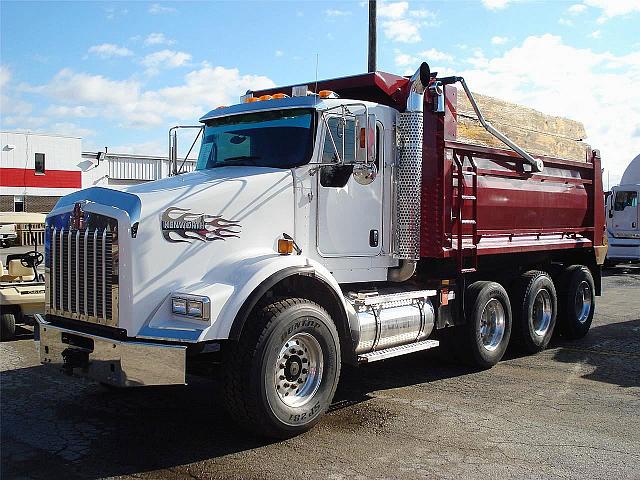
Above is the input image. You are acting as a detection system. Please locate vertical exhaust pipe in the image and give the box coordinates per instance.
[390,62,431,281]
[406,62,431,113]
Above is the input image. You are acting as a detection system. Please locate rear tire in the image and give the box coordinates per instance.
[558,265,595,339]
[1,311,17,341]
[462,281,512,368]
[223,298,341,438]
[510,271,557,353]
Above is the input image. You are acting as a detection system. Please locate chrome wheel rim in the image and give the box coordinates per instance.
[274,332,323,408]
[574,281,592,324]
[532,289,553,336]
[480,298,506,352]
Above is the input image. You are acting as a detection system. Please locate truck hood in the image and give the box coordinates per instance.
[51,167,295,338]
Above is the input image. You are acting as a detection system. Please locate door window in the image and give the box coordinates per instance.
[613,191,638,211]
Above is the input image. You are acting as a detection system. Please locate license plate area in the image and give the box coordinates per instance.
[61,332,94,351]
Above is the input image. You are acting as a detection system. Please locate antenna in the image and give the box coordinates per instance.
[314,53,319,99]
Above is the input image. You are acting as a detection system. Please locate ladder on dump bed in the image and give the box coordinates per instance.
[452,153,479,274]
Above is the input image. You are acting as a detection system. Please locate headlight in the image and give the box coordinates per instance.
[171,294,210,320]
[172,298,187,315]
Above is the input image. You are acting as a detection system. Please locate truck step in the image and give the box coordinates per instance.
[358,339,440,363]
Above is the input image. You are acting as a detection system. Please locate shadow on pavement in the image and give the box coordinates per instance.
[551,318,640,388]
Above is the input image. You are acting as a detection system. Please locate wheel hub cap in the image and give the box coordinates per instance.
[574,281,592,324]
[480,298,506,352]
[532,289,552,336]
[274,331,323,407]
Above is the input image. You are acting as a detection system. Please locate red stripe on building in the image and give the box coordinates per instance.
[0,168,82,188]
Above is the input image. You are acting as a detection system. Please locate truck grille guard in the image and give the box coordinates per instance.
[45,212,119,327]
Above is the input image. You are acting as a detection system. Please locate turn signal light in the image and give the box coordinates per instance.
[278,238,294,255]
[359,128,366,148]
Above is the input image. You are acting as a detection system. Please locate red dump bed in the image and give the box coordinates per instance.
[255,72,605,261]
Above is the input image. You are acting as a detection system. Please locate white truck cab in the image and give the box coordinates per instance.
[606,154,640,264]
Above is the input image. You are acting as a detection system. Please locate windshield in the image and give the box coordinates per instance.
[196,108,315,170]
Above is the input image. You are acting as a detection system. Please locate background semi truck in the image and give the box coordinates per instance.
[606,153,640,264]
[35,63,606,438]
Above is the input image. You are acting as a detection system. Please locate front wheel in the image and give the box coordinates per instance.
[1,311,17,341]
[224,298,341,438]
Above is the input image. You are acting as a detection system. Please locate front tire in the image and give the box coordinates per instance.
[224,298,341,438]
[1,311,17,341]
[463,281,512,368]
[511,271,557,353]
[558,265,595,339]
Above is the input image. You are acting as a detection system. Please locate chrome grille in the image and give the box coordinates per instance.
[47,219,117,326]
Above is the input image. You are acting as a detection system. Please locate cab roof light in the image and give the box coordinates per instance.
[318,90,339,99]
[271,93,290,99]
[240,92,254,103]
[257,94,273,101]
[291,85,308,97]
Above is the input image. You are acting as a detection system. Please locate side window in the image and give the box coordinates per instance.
[35,153,45,174]
[321,117,356,164]
[613,191,638,211]
[320,116,355,188]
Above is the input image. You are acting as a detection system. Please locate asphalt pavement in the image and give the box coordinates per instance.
[1,265,639,479]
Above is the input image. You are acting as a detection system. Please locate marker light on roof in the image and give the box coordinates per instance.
[272,93,289,99]
[257,95,273,101]
[240,92,254,103]
[244,97,258,103]
[319,90,339,99]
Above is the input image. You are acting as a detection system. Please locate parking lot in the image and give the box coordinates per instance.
[1,264,639,480]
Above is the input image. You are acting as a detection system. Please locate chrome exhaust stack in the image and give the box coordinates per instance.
[391,62,431,268]
[406,62,431,113]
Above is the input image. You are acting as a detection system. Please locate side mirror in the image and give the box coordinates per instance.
[353,162,378,185]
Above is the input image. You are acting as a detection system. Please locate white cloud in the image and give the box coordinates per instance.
[88,43,133,58]
[0,65,10,90]
[583,0,640,22]
[378,1,408,19]
[25,66,275,128]
[458,34,640,185]
[481,0,512,10]
[275,50,284,57]
[378,1,438,44]
[50,122,95,138]
[325,9,351,17]
[568,4,587,14]
[589,30,602,39]
[149,3,176,15]
[141,50,192,73]
[558,18,574,26]
[491,36,509,45]
[144,33,175,46]
[45,105,96,118]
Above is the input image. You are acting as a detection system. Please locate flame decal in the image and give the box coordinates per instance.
[161,207,242,243]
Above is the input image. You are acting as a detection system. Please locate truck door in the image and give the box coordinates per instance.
[610,188,639,236]
[316,116,383,257]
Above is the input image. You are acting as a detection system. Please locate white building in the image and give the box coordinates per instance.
[1,131,195,213]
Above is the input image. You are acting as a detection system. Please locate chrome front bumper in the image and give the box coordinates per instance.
[34,315,187,387]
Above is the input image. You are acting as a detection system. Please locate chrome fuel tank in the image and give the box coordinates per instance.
[347,290,435,354]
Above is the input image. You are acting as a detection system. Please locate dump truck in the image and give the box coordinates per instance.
[35,63,606,438]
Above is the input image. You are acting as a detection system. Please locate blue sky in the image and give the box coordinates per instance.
[1,0,639,185]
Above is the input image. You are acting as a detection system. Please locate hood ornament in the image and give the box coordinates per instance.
[70,202,86,230]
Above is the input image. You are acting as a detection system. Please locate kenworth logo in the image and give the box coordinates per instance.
[160,207,242,243]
